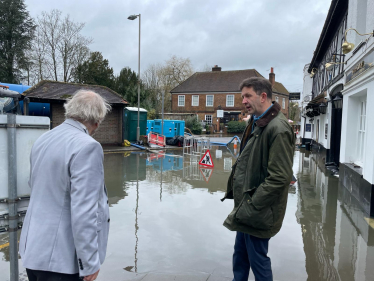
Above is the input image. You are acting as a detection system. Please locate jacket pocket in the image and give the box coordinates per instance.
[235,193,273,230]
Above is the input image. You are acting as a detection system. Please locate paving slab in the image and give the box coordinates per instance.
[140,272,210,281]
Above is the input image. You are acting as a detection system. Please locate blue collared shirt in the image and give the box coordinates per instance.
[252,104,274,133]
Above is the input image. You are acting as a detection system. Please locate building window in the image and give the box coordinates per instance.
[357,98,367,165]
[205,115,212,124]
[178,95,185,106]
[226,95,234,107]
[282,98,285,109]
[192,95,199,106]
[206,95,214,107]
[275,96,279,103]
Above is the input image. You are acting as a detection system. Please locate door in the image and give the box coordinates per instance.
[329,94,343,166]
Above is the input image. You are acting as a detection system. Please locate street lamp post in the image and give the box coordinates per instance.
[128,14,141,141]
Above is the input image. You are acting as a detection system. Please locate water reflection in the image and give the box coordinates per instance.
[100,147,237,279]
[296,149,374,281]
[1,147,374,281]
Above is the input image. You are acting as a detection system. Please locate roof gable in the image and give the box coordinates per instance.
[23,80,128,105]
[170,69,263,93]
[170,69,289,96]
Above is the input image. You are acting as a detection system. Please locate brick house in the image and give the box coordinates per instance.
[23,80,128,145]
[170,66,290,130]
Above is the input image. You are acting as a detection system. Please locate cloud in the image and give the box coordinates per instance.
[25,0,331,91]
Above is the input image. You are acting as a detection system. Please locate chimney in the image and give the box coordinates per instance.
[269,67,275,86]
[212,65,222,72]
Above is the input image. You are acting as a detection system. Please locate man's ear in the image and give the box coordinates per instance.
[261,92,267,102]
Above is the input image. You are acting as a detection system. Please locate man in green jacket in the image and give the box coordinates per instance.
[222,77,295,281]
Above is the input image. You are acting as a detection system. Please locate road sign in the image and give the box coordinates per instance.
[199,167,213,182]
[289,92,301,100]
[199,150,214,167]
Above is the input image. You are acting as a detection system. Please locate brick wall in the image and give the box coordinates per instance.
[172,92,243,113]
[172,92,289,127]
[51,103,123,145]
[272,94,289,118]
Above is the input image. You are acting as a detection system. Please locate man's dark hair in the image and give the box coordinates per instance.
[239,77,272,100]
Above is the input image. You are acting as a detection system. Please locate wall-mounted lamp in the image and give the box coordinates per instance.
[310,68,317,78]
[319,103,327,114]
[332,95,343,109]
[325,62,346,71]
[342,28,374,54]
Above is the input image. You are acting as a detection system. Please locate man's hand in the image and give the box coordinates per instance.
[84,269,100,281]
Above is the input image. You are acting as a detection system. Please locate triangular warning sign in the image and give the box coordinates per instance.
[199,167,213,182]
[199,150,214,167]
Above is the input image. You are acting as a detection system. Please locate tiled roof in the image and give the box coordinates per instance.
[23,80,128,105]
[170,69,289,96]
[273,82,289,96]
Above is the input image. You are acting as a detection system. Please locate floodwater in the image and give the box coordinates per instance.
[0,147,374,280]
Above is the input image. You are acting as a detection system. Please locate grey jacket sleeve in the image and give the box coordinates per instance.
[70,141,104,276]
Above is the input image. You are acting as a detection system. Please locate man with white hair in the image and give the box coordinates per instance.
[19,90,111,281]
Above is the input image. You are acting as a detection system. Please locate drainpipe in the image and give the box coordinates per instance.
[7,114,19,281]
[302,116,307,139]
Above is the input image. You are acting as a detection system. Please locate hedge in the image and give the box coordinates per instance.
[227,121,247,133]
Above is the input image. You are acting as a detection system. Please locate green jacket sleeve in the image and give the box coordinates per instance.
[251,130,294,210]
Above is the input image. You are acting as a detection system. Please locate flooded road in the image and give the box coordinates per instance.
[0,147,374,280]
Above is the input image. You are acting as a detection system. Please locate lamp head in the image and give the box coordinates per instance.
[128,15,138,20]
[325,62,334,71]
[342,40,355,54]
[310,68,316,78]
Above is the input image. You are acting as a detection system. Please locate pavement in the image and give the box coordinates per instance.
[121,271,232,281]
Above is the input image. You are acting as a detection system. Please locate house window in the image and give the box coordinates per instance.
[282,98,285,109]
[226,95,234,107]
[178,95,185,106]
[275,96,279,103]
[192,95,199,106]
[357,98,367,165]
[205,115,212,124]
[206,95,214,107]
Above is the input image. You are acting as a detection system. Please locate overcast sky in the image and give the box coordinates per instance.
[25,0,331,92]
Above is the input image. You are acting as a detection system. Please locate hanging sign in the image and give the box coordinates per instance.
[199,150,214,167]
[289,92,300,100]
[199,167,213,182]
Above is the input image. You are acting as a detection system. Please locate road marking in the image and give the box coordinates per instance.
[0,242,9,249]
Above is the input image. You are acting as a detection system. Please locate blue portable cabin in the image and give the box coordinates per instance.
[146,120,155,134]
[0,82,50,116]
[146,119,185,138]
[146,154,183,172]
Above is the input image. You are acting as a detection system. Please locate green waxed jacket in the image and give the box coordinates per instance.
[222,102,295,238]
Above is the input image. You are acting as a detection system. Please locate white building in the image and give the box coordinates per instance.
[302,0,374,216]
[339,0,374,216]
[300,64,313,142]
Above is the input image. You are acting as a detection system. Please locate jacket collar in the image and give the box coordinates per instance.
[64,119,88,134]
[253,101,281,128]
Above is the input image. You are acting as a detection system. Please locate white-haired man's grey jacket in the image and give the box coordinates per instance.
[19,119,110,277]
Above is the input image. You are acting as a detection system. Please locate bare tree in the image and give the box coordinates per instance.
[58,14,92,82]
[29,9,92,83]
[143,56,194,112]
